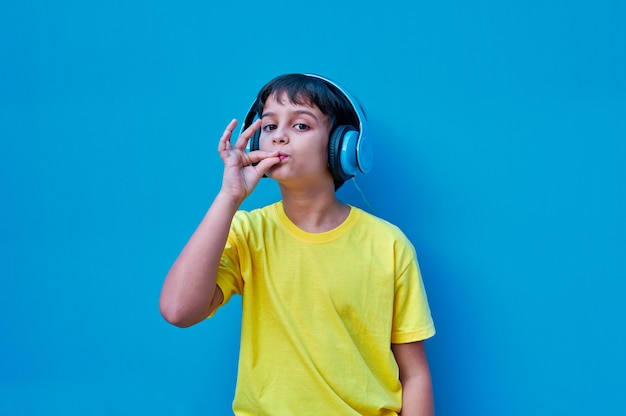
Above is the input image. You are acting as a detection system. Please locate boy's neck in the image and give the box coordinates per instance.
[280,185,350,233]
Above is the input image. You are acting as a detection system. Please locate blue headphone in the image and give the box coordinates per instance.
[243,74,373,183]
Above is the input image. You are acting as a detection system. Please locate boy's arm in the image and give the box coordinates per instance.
[391,341,434,416]
[159,192,238,327]
[159,119,279,327]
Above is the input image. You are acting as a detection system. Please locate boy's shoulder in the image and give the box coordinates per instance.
[349,206,416,246]
[233,201,281,225]
[354,206,404,233]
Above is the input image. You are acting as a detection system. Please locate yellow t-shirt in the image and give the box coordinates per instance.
[216,202,435,415]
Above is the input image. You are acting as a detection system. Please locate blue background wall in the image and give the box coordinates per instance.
[2,1,625,414]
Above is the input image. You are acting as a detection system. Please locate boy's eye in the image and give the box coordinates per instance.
[263,124,277,132]
[294,123,309,131]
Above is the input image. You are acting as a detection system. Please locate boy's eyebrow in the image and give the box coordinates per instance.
[261,110,320,121]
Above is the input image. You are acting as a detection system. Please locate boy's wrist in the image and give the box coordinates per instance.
[216,190,245,211]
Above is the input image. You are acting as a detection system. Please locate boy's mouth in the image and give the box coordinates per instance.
[278,153,288,162]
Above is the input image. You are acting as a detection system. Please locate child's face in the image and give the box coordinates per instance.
[259,92,333,188]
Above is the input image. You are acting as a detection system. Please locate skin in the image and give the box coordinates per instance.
[159,92,433,415]
[392,342,434,416]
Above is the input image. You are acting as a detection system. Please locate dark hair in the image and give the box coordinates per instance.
[254,74,359,189]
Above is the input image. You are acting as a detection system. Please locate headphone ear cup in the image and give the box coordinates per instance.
[328,125,354,183]
[250,129,261,151]
[249,128,268,177]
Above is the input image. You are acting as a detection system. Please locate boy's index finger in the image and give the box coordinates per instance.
[234,119,262,150]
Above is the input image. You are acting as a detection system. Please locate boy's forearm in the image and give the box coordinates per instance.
[392,341,434,416]
[399,373,434,416]
[160,191,241,327]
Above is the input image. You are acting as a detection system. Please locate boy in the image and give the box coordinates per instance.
[160,74,435,415]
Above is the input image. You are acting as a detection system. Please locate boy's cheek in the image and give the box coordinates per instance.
[258,135,269,151]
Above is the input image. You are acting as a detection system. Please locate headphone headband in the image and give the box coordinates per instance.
[302,73,368,148]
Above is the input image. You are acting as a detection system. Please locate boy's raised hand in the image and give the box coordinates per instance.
[218,118,279,203]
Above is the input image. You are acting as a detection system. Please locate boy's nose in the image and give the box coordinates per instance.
[272,128,289,144]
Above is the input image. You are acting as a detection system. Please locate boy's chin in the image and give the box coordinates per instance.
[265,169,286,183]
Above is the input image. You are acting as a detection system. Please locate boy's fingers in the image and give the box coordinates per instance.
[218,119,238,153]
[234,119,262,150]
[254,155,281,175]
[246,150,279,165]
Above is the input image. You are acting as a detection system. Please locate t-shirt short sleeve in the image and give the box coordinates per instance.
[211,214,247,315]
[391,249,436,344]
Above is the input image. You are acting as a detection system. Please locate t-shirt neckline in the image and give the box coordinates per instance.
[274,201,360,244]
